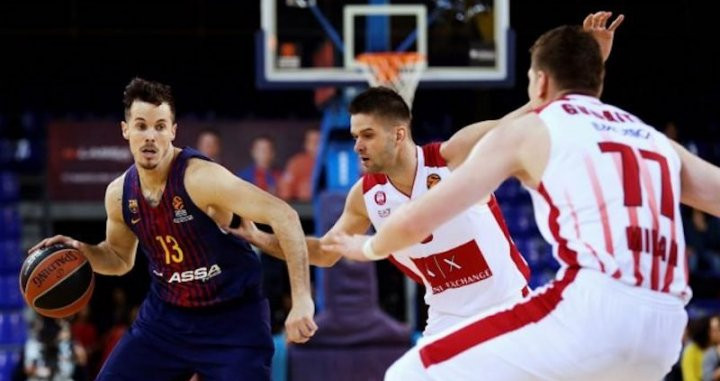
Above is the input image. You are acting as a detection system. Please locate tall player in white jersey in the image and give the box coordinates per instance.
[324,21,717,381]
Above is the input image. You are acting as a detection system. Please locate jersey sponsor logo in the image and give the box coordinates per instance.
[166,264,222,283]
[374,191,387,205]
[172,196,194,223]
[592,122,650,139]
[378,208,391,218]
[426,173,441,189]
[411,240,492,294]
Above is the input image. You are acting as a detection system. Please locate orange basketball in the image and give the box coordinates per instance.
[19,243,95,318]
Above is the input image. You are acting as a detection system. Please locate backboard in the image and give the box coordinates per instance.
[258,0,513,89]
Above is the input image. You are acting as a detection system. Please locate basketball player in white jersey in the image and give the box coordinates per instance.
[324,22,716,381]
[232,12,622,338]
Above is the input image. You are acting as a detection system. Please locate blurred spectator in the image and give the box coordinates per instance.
[237,135,281,194]
[99,306,138,371]
[195,128,222,162]
[70,307,98,379]
[24,317,87,381]
[279,129,319,202]
[702,316,720,381]
[683,316,719,381]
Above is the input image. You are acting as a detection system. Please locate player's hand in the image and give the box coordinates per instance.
[285,295,317,344]
[321,232,374,262]
[28,235,89,255]
[225,217,259,243]
[583,11,624,62]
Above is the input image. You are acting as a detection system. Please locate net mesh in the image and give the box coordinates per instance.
[356,52,426,108]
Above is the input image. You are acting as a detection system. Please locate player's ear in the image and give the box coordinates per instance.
[171,123,177,141]
[121,121,129,140]
[395,126,406,143]
[536,70,550,100]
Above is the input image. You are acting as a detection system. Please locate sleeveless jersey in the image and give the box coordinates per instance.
[363,143,530,334]
[122,147,262,307]
[530,94,690,302]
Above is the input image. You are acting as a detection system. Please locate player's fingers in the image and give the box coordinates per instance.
[30,235,68,253]
[599,12,611,28]
[592,11,605,28]
[28,238,50,254]
[608,14,624,32]
[583,13,593,29]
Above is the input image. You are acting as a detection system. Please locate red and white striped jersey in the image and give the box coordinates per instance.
[530,94,690,303]
[363,143,530,335]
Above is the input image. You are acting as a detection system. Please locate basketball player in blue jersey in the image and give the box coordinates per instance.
[29,78,317,380]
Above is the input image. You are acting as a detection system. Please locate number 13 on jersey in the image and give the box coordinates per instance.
[155,235,184,264]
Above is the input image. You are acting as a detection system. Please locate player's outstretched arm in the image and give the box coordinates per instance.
[227,180,372,267]
[672,141,720,217]
[28,176,139,276]
[185,160,316,343]
[440,102,532,169]
[583,11,624,63]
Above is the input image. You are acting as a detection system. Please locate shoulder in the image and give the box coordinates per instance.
[421,142,447,167]
[105,173,126,204]
[104,173,126,218]
[361,172,387,193]
[346,179,369,215]
[185,157,225,179]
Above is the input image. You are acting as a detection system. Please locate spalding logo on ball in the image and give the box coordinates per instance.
[19,243,95,318]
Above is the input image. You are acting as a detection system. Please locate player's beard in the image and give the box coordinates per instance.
[365,139,395,173]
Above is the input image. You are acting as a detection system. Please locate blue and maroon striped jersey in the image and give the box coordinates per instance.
[121,147,262,307]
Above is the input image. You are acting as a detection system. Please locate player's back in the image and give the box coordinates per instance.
[530,93,690,302]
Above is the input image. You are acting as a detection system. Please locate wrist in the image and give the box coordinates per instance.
[362,238,386,261]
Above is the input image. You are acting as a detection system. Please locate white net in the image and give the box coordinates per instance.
[356,52,426,108]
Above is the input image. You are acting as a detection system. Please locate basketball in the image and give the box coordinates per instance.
[19,243,95,318]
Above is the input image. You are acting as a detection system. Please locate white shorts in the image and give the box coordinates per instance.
[385,269,687,381]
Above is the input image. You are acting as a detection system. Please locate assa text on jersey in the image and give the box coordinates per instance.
[168,264,222,283]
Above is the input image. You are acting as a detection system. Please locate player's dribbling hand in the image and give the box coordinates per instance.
[321,233,373,262]
[583,11,624,62]
[28,235,88,255]
[285,296,317,344]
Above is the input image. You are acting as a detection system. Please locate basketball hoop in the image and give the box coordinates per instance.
[356,52,426,108]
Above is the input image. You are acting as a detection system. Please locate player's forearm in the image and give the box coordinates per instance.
[269,208,312,299]
[248,230,338,267]
[85,242,133,276]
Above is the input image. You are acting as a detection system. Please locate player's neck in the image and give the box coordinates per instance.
[137,147,180,192]
[386,143,417,195]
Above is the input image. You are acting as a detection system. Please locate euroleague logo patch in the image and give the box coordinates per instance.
[426,173,441,189]
[172,196,194,223]
[374,191,387,205]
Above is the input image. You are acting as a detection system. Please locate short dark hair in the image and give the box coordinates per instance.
[123,77,176,121]
[349,87,411,127]
[530,25,604,95]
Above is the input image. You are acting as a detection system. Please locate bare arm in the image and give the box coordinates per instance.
[29,176,139,276]
[440,102,532,169]
[185,159,316,343]
[672,140,720,217]
[229,180,372,267]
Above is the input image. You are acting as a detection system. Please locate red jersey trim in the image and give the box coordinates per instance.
[422,142,447,167]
